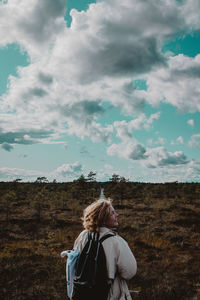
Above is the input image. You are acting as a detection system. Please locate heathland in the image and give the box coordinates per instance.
[0,177,200,299]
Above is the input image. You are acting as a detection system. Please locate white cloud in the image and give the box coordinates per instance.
[0,0,200,152]
[0,161,84,182]
[51,0,200,84]
[171,136,184,145]
[54,162,83,179]
[114,112,160,140]
[0,0,66,57]
[188,134,200,148]
[67,120,113,143]
[143,54,200,112]
[187,119,194,127]
[0,166,44,181]
[107,139,189,169]
[147,137,166,146]
[139,160,200,183]
[177,136,184,144]
[180,0,200,30]
[144,147,189,168]
[107,141,147,160]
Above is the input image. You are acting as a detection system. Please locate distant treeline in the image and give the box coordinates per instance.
[1,174,200,222]
[103,179,200,203]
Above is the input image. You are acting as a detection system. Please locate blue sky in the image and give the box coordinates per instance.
[0,0,200,182]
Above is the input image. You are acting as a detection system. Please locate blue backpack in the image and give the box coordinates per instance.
[61,247,79,299]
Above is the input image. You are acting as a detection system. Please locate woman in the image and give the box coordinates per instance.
[73,199,137,300]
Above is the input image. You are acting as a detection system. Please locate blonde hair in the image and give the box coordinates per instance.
[82,199,112,232]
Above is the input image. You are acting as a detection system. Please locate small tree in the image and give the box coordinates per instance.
[73,174,88,203]
[76,174,87,183]
[87,171,96,182]
[13,178,22,182]
[109,174,120,183]
[35,176,48,183]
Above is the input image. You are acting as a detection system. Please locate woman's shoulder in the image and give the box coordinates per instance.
[103,231,131,254]
[74,229,88,248]
[77,229,88,238]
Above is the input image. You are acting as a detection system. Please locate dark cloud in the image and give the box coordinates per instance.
[123,81,136,94]
[18,0,66,43]
[75,37,166,83]
[129,144,147,160]
[82,101,105,115]
[102,38,165,76]
[158,152,189,166]
[107,141,147,161]
[61,100,105,118]
[145,148,190,168]
[28,87,48,97]
[0,130,53,145]
[38,72,53,85]
[1,142,14,152]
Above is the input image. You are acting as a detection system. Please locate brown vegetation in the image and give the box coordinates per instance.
[0,180,200,299]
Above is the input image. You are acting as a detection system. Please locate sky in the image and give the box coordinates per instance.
[0,0,200,183]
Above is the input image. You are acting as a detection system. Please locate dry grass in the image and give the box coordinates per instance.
[0,182,200,299]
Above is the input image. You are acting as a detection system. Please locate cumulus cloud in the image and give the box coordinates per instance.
[0,0,200,158]
[1,61,114,144]
[107,141,147,160]
[55,162,83,178]
[187,119,194,127]
[60,1,167,83]
[0,128,56,145]
[143,54,200,112]
[144,147,189,168]
[188,134,200,148]
[50,0,200,84]
[139,160,200,183]
[67,120,113,143]
[107,139,189,169]
[0,0,66,57]
[171,136,184,145]
[0,162,84,182]
[114,112,160,140]
[0,166,44,181]
[147,137,166,146]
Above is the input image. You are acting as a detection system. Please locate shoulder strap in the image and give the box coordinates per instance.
[99,233,116,244]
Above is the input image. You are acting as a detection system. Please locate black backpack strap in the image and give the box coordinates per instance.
[77,231,94,279]
[99,233,116,243]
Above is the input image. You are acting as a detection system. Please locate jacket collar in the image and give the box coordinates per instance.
[99,226,117,237]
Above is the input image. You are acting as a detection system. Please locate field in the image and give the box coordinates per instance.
[0,181,200,299]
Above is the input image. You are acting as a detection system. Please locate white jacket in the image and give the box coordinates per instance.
[74,227,137,300]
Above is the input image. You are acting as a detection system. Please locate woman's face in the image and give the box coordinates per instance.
[104,206,119,228]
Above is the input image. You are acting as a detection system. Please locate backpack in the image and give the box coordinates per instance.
[60,248,79,299]
[71,231,115,300]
